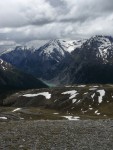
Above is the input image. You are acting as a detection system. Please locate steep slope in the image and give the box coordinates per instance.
[55,35,113,85]
[0,59,48,90]
[0,39,85,80]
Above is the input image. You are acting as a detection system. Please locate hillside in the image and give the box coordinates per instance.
[0,59,48,90]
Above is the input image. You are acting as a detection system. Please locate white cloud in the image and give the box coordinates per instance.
[0,0,113,42]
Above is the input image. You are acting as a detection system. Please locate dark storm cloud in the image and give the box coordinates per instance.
[0,0,113,42]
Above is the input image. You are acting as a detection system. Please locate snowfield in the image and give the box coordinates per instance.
[62,116,80,120]
[0,117,7,120]
[62,90,78,99]
[23,92,51,99]
[97,90,105,103]
[12,108,22,112]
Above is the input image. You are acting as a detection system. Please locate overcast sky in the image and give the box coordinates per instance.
[0,0,113,42]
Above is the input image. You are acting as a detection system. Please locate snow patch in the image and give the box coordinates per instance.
[53,113,59,115]
[62,90,78,99]
[95,110,100,115]
[72,99,77,103]
[77,85,86,87]
[89,108,93,110]
[84,92,88,95]
[0,59,3,64]
[12,108,22,112]
[91,93,95,101]
[62,116,80,121]
[93,86,99,88]
[23,92,51,99]
[89,88,97,91]
[97,90,105,103]
[0,117,7,120]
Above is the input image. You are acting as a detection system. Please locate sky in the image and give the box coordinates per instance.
[0,0,113,43]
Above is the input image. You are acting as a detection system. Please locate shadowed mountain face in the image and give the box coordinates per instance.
[0,59,48,90]
[54,36,113,85]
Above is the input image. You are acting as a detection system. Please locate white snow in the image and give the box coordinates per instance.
[89,108,93,110]
[0,59,8,70]
[12,108,22,112]
[0,59,3,64]
[76,100,81,104]
[0,117,7,120]
[77,85,86,87]
[93,86,99,88]
[93,36,112,63]
[23,92,51,99]
[72,99,77,103]
[89,88,97,91]
[84,92,88,95]
[62,116,80,120]
[53,113,59,115]
[91,93,95,99]
[59,39,86,53]
[95,110,100,115]
[82,110,88,113]
[39,40,66,58]
[2,66,7,70]
[97,113,100,115]
[62,90,78,99]
[95,110,98,114]
[54,99,58,102]
[97,90,105,103]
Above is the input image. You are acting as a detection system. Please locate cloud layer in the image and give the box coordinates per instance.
[0,0,113,42]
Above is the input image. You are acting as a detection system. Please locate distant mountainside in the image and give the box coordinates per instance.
[1,36,113,85]
[0,59,48,90]
[0,39,85,80]
[54,35,113,85]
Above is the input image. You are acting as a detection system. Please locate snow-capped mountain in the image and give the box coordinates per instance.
[0,39,85,80]
[58,39,86,53]
[54,35,113,85]
[82,35,113,64]
[2,36,113,85]
[0,59,47,89]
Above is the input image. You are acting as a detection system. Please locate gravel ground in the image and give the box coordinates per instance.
[0,120,113,150]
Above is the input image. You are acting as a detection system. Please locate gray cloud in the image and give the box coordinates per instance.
[0,0,113,42]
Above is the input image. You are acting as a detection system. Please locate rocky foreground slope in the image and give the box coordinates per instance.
[0,120,113,150]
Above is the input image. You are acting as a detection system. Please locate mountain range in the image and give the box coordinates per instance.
[0,35,113,86]
[0,39,85,80]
